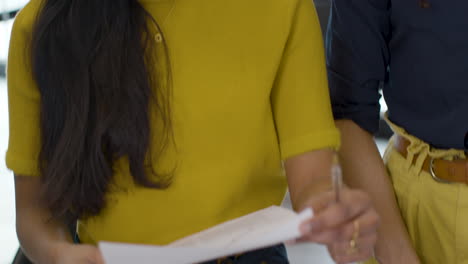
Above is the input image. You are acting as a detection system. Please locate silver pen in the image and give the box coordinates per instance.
[332,154,343,203]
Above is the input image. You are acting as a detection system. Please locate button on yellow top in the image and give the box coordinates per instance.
[155,33,163,43]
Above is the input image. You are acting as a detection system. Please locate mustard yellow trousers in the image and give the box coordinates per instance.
[365,118,468,264]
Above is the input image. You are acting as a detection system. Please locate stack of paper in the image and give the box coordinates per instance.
[99,206,313,264]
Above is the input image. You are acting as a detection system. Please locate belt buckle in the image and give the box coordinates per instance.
[429,157,453,184]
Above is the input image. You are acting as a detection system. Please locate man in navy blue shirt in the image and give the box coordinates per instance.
[327,0,468,263]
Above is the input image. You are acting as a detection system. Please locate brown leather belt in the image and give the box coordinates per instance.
[393,135,468,184]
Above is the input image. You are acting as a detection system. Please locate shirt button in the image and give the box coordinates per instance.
[419,0,431,8]
[155,33,163,43]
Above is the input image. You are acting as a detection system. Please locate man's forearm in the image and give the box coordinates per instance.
[335,120,419,263]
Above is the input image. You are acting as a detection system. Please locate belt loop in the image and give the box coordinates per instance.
[384,113,416,170]
[414,145,429,176]
[401,135,429,173]
[404,149,415,171]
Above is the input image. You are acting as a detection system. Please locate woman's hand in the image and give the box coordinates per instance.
[296,188,380,264]
[52,242,104,264]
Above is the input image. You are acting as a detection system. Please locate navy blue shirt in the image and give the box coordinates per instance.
[326,0,468,150]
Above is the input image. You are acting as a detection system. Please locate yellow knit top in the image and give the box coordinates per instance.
[6,0,339,245]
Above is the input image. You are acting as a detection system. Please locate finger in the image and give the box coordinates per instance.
[328,237,375,264]
[306,203,359,232]
[306,191,372,231]
[301,228,367,245]
[335,209,380,241]
[332,233,378,256]
[298,227,340,244]
[299,207,379,246]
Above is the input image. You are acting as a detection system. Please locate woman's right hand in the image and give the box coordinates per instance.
[52,242,104,264]
[296,188,379,264]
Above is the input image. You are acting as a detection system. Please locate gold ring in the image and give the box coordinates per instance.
[347,220,360,254]
[347,238,357,254]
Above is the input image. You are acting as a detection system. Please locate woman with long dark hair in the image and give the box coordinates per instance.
[7,0,379,263]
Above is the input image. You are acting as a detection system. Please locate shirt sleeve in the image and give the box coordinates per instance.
[326,0,391,134]
[5,7,42,177]
[271,0,340,160]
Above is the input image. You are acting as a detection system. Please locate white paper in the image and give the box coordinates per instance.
[99,206,313,264]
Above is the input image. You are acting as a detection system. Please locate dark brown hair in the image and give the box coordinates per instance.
[31,0,171,222]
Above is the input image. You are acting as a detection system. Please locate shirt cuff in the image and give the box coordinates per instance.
[280,128,341,160]
[5,150,41,177]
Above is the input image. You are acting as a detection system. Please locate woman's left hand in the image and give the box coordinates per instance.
[295,188,380,264]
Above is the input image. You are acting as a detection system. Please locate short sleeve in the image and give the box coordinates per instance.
[271,0,340,160]
[5,6,42,177]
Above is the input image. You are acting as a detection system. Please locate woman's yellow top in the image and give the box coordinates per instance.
[6,0,340,245]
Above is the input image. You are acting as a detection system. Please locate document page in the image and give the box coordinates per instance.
[99,206,313,264]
